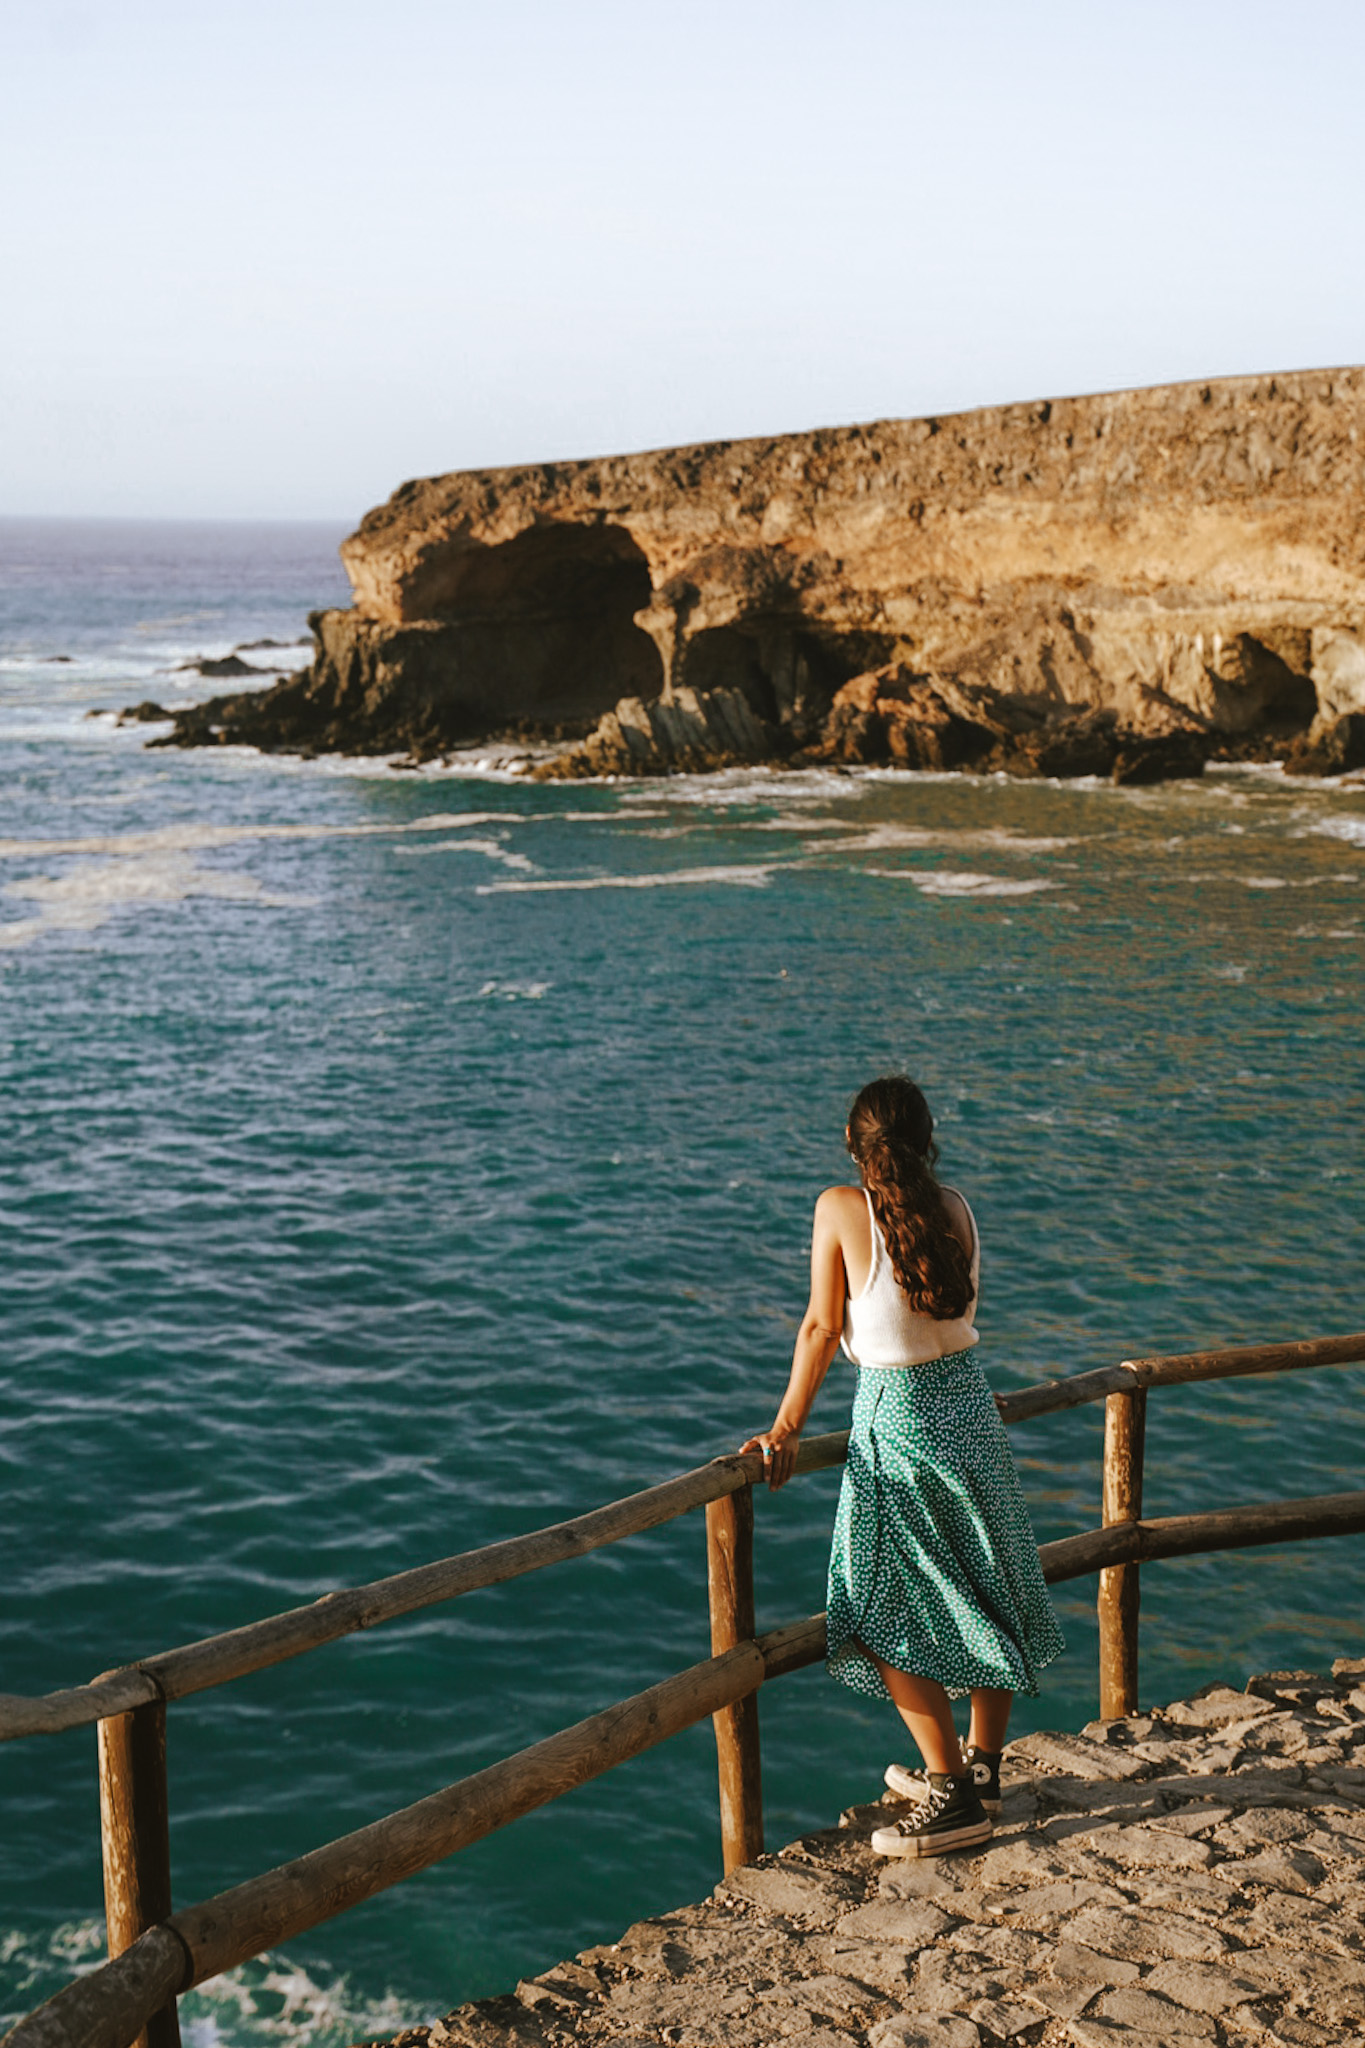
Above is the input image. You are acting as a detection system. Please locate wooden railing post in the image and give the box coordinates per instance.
[97,1696,181,2048]
[705,1486,763,1872]
[1097,1386,1146,1718]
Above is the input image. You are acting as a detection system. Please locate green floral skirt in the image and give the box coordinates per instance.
[826,1349,1064,1702]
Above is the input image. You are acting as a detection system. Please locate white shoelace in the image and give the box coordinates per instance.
[893,1779,954,1831]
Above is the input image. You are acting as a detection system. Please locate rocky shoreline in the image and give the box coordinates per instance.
[525,664,1246,785]
[124,370,1365,785]
[117,668,1357,785]
[369,1657,1365,2048]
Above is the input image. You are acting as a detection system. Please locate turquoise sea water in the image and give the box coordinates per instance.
[2,518,1364,2045]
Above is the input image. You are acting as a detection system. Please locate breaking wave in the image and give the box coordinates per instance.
[0,1926,427,2048]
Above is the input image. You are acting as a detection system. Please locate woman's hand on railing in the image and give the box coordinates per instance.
[739,1429,801,1491]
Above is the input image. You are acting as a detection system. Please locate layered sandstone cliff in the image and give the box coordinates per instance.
[155,369,1365,776]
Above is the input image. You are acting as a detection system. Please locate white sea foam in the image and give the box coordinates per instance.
[554,808,671,823]
[477,863,779,894]
[0,1921,424,2048]
[0,1916,105,1993]
[867,868,1060,898]
[180,1955,423,2048]
[960,828,1076,853]
[393,836,535,871]
[0,856,315,951]
[0,814,514,861]
[614,767,865,806]
[813,823,1076,857]
[1309,814,1365,849]
[1242,870,1359,889]
[731,816,855,833]
[631,815,863,843]
[0,814,544,952]
[913,874,1060,898]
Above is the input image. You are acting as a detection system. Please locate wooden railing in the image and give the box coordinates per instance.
[4,1330,1365,2048]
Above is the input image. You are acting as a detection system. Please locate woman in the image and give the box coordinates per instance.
[741,1076,1063,1858]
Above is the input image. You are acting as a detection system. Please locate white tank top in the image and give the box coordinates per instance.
[841,1186,980,1369]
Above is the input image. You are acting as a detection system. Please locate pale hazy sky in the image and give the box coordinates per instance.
[3,0,1363,522]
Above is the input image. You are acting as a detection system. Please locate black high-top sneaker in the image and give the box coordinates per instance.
[884,1744,1003,1815]
[870,1772,993,1858]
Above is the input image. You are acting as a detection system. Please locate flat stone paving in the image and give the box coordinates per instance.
[411,1659,1365,2048]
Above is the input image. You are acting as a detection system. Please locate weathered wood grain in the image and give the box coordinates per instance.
[1125,1330,1365,1387]
[755,1613,827,1680]
[97,1701,180,2048]
[1098,1387,1147,1718]
[706,1488,763,1872]
[1042,1488,1365,1584]
[0,1927,186,2048]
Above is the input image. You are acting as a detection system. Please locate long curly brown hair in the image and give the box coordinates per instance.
[847,1076,974,1319]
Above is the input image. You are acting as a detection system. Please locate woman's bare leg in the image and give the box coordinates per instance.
[968,1687,1013,1752]
[871,1654,965,1776]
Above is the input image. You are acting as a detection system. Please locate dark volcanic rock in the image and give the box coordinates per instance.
[149,662,589,765]
[1198,629,1317,733]
[1282,710,1365,775]
[1113,725,1212,784]
[532,660,1215,785]
[175,654,262,678]
[532,681,787,779]
[1002,709,1120,780]
[819,666,1000,770]
[152,616,451,757]
[116,701,173,725]
[155,595,656,760]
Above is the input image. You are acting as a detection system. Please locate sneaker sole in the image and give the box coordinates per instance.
[871,1817,994,1859]
[883,1764,1002,1815]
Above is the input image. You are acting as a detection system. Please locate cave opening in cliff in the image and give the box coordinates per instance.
[680,623,892,731]
[431,523,662,724]
[682,628,777,716]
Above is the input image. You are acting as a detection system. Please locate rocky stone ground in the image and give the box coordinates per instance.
[381,1659,1365,2048]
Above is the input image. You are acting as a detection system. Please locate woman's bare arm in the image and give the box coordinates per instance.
[740,1187,852,1490]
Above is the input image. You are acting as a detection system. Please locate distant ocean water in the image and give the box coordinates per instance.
[2,517,1364,2046]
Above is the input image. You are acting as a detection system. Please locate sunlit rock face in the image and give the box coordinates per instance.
[157,369,1365,769]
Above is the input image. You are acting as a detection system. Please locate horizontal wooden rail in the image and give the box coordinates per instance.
[993,1330,1365,1424]
[1122,1331,1365,1388]
[1,1617,824,2048]
[1,1927,190,2048]
[0,1453,770,1743]
[1039,1488,1365,1584]
[7,1469,1365,2048]
[3,1332,1362,1746]
[996,1363,1136,1423]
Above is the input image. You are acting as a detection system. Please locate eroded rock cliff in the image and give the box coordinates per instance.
[154,369,1365,776]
